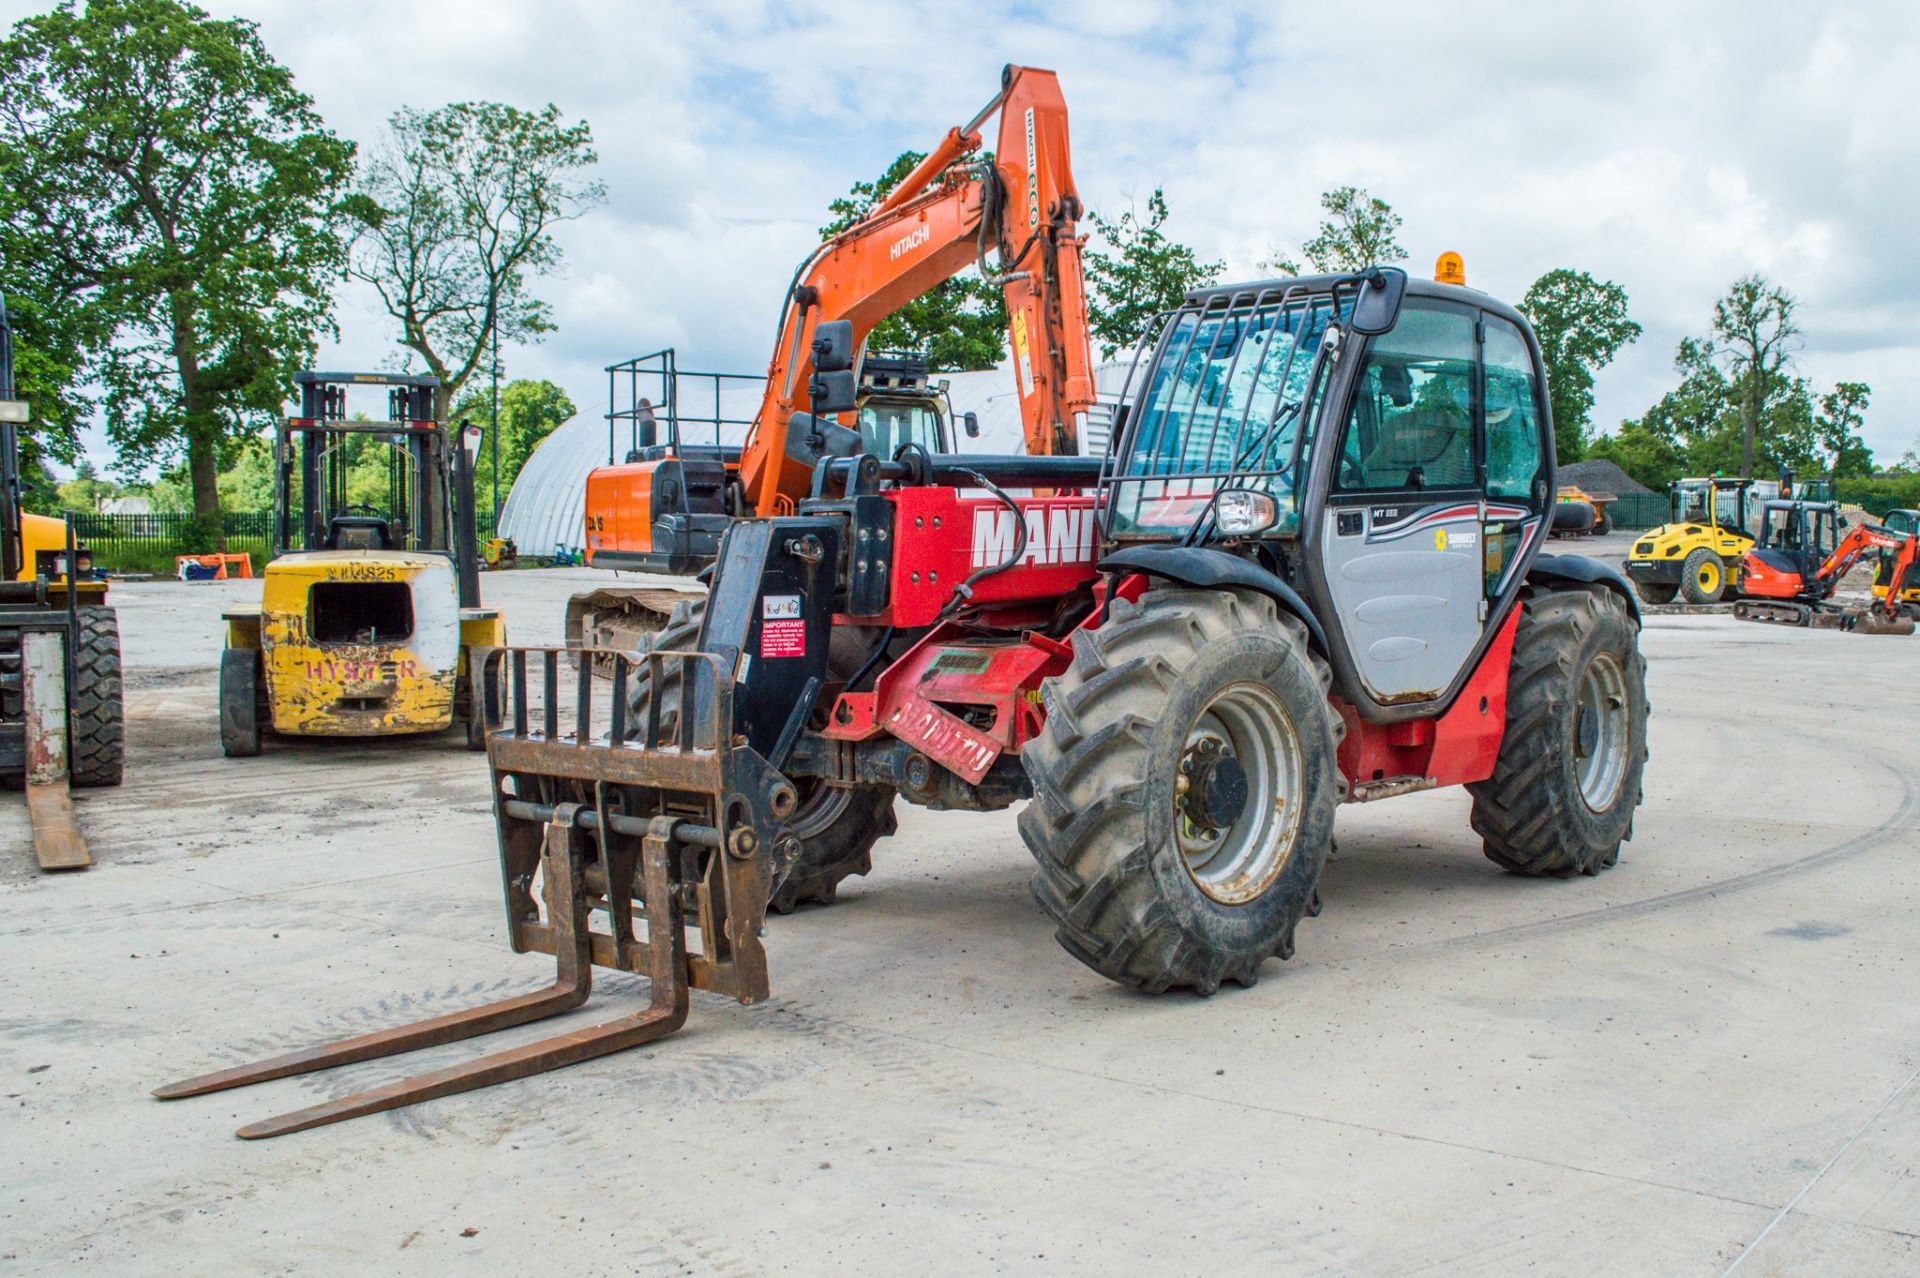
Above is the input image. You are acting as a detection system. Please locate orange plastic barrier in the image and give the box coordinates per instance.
[175,553,254,580]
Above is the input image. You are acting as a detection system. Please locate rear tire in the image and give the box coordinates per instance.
[68,606,124,788]
[1678,548,1724,604]
[1593,507,1614,536]
[626,598,896,913]
[220,648,264,758]
[1019,588,1344,995]
[1633,580,1678,606]
[1468,589,1648,876]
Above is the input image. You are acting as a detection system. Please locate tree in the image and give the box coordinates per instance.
[1517,269,1642,463]
[1585,423,1686,491]
[450,378,575,509]
[1708,275,1800,477]
[1814,381,1873,479]
[1083,188,1223,359]
[346,102,604,420]
[0,0,355,531]
[820,151,1008,370]
[1264,186,1408,276]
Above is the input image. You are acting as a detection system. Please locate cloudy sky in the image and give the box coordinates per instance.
[15,0,1920,469]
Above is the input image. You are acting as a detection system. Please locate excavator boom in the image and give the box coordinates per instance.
[741,64,1094,514]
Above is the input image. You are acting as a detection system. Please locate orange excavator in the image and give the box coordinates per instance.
[1733,499,1919,634]
[579,64,1095,588]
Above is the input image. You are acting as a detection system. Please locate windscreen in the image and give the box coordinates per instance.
[1105,284,1350,537]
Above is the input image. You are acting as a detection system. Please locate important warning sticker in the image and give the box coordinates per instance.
[761,619,806,659]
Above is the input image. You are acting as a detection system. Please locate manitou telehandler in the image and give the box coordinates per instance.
[0,295,123,870]
[1732,499,1918,634]
[216,372,503,755]
[160,68,1649,1140]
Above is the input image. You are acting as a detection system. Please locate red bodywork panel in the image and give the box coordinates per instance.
[875,486,1102,625]
[1334,607,1520,792]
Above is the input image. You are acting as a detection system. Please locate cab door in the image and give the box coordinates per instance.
[1318,301,1488,704]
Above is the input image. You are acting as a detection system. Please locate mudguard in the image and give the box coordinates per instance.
[1529,552,1641,622]
[1097,545,1329,653]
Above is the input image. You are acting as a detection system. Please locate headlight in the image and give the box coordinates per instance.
[1216,490,1278,536]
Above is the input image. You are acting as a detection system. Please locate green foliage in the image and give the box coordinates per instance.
[820,151,1008,370]
[1265,186,1408,276]
[1816,381,1873,479]
[1709,275,1801,477]
[1517,269,1641,463]
[348,101,605,416]
[449,378,576,509]
[1584,423,1687,491]
[1616,277,1873,490]
[1084,188,1223,360]
[0,0,356,526]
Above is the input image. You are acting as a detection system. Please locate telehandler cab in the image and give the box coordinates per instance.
[162,260,1649,1138]
[216,372,503,755]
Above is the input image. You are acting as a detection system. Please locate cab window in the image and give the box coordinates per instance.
[1335,303,1476,492]
[858,398,943,457]
[1482,316,1545,507]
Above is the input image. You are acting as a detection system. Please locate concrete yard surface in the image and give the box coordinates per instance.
[2,567,1917,1274]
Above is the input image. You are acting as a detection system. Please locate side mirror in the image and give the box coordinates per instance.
[784,411,861,466]
[1349,266,1409,337]
[808,369,859,415]
[811,319,855,373]
[962,411,980,439]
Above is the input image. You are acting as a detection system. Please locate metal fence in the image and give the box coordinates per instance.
[67,509,496,571]
[1604,493,1668,530]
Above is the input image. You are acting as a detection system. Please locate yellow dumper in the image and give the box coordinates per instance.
[219,372,501,755]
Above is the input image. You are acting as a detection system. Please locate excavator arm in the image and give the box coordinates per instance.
[739,64,1095,515]
[1812,521,1907,597]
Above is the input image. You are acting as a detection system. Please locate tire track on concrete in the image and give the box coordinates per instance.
[1387,737,1920,958]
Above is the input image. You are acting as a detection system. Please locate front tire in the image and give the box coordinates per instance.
[1468,589,1648,876]
[68,606,124,788]
[1678,548,1724,604]
[219,648,264,758]
[1633,580,1678,606]
[1019,588,1344,995]
[626,598,896,913]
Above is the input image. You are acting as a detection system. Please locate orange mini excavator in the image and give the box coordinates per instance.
[580,64,1096,583]
[1733,498,1919,634]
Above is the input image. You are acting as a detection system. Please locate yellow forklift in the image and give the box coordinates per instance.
[0,296,122,869]
[218,372,502,755]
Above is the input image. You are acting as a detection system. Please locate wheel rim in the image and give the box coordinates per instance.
[1574,653,1631,811]
[789,778,853,840]
[1697,560,1720,593]
[1173,681,1304,905]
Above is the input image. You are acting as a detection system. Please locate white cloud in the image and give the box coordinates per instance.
[8,0,1917,468]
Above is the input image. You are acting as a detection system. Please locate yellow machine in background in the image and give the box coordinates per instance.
[1624,476,1782,605]
[1875,509,1920,606]
[219,372,501,756]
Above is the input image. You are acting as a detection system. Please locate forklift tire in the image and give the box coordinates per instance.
[220,648,264,758]
[625,598,896,913]
[68,606,124,788]
[1019,587,1344,995]
[1468,589,1648,877]
[1678,548,1724,604]
[1633,580,1678,606]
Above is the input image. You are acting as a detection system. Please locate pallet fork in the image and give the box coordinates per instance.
[156,646,799,1138]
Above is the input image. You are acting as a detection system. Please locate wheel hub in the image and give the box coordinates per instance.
[1180,741,1249,830]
